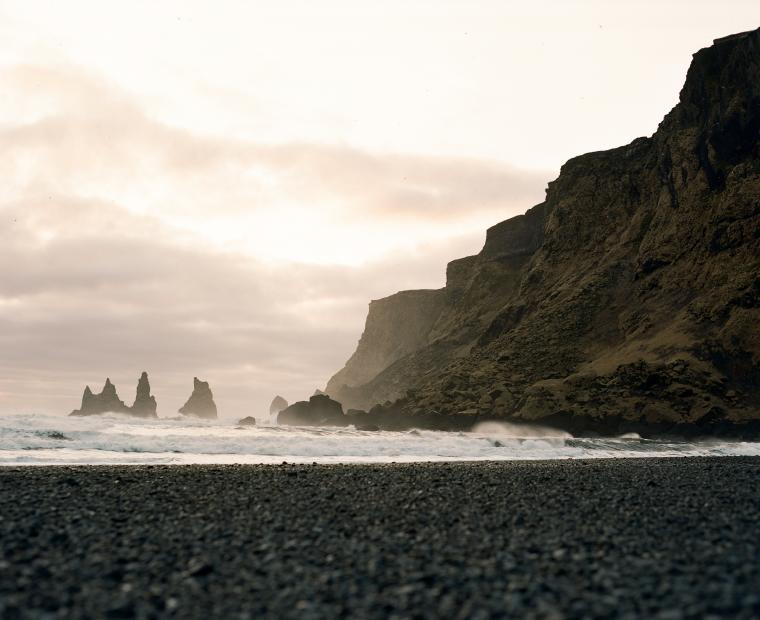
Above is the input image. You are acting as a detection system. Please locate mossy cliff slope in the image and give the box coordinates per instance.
[327,30,760,432]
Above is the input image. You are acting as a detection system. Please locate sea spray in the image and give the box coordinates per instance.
[472,420,572,439]
[1,413,759,465]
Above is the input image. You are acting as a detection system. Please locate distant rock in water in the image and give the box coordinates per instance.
[70,378,130,417]
[269,395,288,416]
[179,377,218,419]
[130,371,157,418]
[278,394,345,426]
[238,416,257,426]
[69,373,159,417]
[312,389,326,396]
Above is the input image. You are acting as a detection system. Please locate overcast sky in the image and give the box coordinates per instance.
[1,1,758,418]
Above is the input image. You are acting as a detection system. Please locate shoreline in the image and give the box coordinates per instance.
[3,458,760,618]
[4,451,760,467]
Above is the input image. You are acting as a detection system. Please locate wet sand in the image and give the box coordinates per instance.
[2,458,760,618]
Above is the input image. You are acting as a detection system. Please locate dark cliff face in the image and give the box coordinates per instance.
[326,29,760,430]
[327,203,546,411]
[325,289,446,403]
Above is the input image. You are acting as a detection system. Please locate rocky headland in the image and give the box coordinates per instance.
[178,377,218,419]
[69,373,158,418]
[323,30,760,436]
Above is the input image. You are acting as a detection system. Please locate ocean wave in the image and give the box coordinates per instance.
[1,413,759,465]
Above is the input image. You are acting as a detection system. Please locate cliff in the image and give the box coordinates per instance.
[326,29,760,433]
[326,289,447,401]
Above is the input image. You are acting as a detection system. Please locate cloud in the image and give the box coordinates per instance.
[0,62,550,417]
[2,64,548,222]
[0,192,486,417]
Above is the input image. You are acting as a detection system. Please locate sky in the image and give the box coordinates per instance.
[1,1,758,418]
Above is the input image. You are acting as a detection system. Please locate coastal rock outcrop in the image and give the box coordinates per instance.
[238,416,257,426]
[70,378,130,416]
[278,394,345,426]
[178,378,218,419]
[130,371,157,418]
[269,396,288,416]
[69,373,159,417]
[326,29,760,434]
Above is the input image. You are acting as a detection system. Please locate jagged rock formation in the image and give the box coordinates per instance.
[130,371,157,418]
[269,396,288,416]
[70,378,131,416]
[69,374,159,417]
[278,394,345,426]
[178,378,218,419]
[327,30,760,434]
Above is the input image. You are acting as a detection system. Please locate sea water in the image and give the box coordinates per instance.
[1,413,759,465]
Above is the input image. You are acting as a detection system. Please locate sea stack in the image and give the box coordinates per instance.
[69,374,160,417]
[269,395,288,416]
[130,371,158,418]
[178,377,218,419]
[70,378,130,416]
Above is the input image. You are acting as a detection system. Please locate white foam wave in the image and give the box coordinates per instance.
[1,413,759,465]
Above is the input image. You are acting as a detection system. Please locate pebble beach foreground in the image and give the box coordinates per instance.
[2,458,760,619]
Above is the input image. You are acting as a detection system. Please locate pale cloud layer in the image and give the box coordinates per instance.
[0,62,545,417]
[1,1,758,417]
[3,64,548,264]
[3,1,757,169]
[0,185,493,416]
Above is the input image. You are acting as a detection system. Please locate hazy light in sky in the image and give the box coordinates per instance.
[3,1,758,170]
[1,1,758,417]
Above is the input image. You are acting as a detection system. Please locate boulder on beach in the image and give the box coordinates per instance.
[269,395,288,416]
[178,377,218,419]
[70,378,130,416]
[278,394,345,426]
[238,416,257,426]
[130,371,158,418]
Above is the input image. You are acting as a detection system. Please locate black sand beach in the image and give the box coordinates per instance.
[2,458,760,619]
